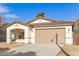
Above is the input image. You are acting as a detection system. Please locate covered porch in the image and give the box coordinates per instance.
[6,22,30,44]
[10,29,25,43]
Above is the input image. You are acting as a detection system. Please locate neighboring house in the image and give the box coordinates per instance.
[0,16,6,42]
[73,19,79,45]
[74,19,79,31]
[5,15,74,45]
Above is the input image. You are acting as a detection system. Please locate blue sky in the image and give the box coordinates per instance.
[0,3,79,23]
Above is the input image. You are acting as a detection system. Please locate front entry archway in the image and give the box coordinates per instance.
[10,29,25,43]
[6,22,29,43]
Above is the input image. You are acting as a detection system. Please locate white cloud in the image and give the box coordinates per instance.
[0,5,19,19]
[0,5,10,14]
[3,14,19,19]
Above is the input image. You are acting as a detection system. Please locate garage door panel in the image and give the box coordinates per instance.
[57,30,65,44]
[35,29,56,44]
[35,28,65,44]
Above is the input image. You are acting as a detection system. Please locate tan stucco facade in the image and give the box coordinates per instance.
[6,18,73,45]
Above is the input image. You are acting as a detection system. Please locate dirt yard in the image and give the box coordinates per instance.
[0,42,22,49]
[58,45,79,56]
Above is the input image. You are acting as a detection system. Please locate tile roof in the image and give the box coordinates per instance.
[29,21,74,27]
[5,21,29,28]
[26,18,56,24]
[5,18,74,28]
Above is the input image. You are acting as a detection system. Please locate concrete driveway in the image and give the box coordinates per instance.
[4,44,64,56]
[0,44,79,56]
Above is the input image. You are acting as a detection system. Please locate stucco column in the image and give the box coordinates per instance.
[65,26,73,45]
[24,29,28,43]
[30,28,35,44]
[6,29,11,43]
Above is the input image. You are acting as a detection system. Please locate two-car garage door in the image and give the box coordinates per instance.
[35,28,65,44]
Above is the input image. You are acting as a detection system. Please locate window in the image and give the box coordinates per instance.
[19,32,24,39]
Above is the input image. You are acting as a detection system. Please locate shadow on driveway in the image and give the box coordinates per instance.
[12,51,37,56]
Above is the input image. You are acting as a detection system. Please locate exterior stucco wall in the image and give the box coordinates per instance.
[30,28,35,44]
[6,23,29,43]
[6,22,73,45]
[31,25,73,45]
[65,26,73,45]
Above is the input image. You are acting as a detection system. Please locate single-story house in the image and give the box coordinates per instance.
[5,17,74,45]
